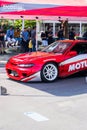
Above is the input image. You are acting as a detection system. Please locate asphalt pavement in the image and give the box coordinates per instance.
[0,47,20,67]
[0,47,87,130]
[0,73,87,130]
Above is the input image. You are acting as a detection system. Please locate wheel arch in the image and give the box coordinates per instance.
[42,61,59,69]
[41,61,59,82]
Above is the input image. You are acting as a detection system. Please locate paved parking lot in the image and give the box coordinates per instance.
[0,71,87,130]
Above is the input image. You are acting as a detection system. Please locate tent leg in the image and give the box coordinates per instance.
[36,19,39,51]
[53,22,55,37]
[79,21,82,37]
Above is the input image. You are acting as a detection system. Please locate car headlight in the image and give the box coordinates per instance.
[17,63,35,68]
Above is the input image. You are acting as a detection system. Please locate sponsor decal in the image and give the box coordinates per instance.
[21,71,41,82]
[68,60,87,72]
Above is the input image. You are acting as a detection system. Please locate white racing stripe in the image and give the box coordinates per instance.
[24,112,49,122]
[21,71,41,82]
[59,54,87,66]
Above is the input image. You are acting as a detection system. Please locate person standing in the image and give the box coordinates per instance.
[0,27,5,54]
[47,28,54,45]
[27,27,31,38]
[21,27,29,53]
[41,31,48,46]
[31,26,36,51]
[57,27,64,40]
[14,27,21,45]
[69,28,75,40]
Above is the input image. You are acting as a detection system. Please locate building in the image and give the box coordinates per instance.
[37,20,87,40]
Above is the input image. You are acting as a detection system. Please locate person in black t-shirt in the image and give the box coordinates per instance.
[69,28,75,40]
[47,28,54,45]
[41,31,48,46]
[57,27,64,40]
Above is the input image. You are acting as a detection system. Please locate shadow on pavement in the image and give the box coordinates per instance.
[7,74,87,97]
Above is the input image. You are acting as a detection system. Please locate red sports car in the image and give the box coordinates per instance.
[6,40,87,82]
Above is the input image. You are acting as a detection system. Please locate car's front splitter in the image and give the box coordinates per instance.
[21,71,41,82]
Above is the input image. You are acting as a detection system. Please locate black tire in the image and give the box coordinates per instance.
[41,63,58,82]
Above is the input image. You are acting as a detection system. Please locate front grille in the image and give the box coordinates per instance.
[7,69,19,77]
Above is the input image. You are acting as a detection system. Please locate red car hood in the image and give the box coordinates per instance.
[9,51,62,64]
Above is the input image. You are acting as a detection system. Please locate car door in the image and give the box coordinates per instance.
[58,42,87,77]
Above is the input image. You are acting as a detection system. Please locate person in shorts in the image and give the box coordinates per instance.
[6,26,16,47]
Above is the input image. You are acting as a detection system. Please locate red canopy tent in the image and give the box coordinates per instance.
[0,0,87,21]
[1,6,87,21]
[1,0,87,6]
[0,0,15,6]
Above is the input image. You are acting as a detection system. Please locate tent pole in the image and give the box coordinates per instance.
[79,21,82,37]
[36,17,38,51]
[53,22,55,38]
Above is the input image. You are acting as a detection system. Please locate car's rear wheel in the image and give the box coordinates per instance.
[41,63,58,82]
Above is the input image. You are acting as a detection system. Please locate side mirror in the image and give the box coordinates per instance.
[67,51,77,57]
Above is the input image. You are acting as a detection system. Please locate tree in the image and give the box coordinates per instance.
[14,20,36,29]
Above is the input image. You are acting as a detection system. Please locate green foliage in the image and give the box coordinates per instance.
[0,19,13,32]
[14,20,22,28]
[24,20,36,28]
[14,20,36,29]
[0,19,36,32]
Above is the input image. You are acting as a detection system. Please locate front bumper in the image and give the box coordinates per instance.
[6,62,41,82]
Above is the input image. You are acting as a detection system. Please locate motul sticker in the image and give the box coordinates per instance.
[68,60,87,72]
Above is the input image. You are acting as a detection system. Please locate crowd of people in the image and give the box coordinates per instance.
[40,26,76,47]
[0,25,36,54]
[0,24,87,55]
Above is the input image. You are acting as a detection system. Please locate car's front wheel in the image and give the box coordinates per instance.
[41,63,58,82]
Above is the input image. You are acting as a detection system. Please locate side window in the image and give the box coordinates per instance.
[71,43,87,54]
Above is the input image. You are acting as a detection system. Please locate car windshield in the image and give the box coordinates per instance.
[42,41,71,53]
